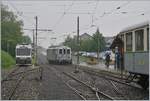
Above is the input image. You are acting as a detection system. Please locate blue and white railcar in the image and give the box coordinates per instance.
[118,21,149,89]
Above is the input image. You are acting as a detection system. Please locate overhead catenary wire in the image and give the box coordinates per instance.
[91,0,99,26]
[85,1,131,24]
[70,1,131,30]
[55,12,93,14]
[52,0,75,30]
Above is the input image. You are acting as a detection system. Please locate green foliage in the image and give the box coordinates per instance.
[1,50,15,69]
[63,35,78,51]
[1,4,31,57]
[21,35,32,44]
[63,28,106,52]
[80,39,94,51]
[92,28,106,52]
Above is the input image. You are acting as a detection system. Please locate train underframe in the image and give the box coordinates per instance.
[48,60,72,64]
[127,72,149,89]
[16,58,32,66]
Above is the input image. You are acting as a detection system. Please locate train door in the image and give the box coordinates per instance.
[120,34,124,70]
[58,48,63,62]
[124,32,134,72]
[66,48,71,61]
[133,28,149,75]
[63,48,66,60]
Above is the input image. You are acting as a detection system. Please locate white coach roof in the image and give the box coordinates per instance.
[48,45,71,49]
[16,44,32,49]
[120,21,149,33]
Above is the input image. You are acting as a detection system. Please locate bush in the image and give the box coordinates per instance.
[1,50,15,69]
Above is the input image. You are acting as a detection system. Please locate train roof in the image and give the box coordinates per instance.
[119,21,149,34]
[16,44,32,49]
[48,45,71,49]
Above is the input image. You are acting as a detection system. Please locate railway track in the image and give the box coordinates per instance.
[1,66,20,83]
[2,66,41,100]
[46,65,115,100]
[79,66,139,82]
[63,72,114,100]
[49,64,148,100]
[81,68,142,90]
[8,71,26,100]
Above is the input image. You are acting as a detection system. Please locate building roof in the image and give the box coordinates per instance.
[80,33,92,37]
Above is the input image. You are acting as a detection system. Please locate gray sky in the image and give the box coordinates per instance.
[2,1,150,48]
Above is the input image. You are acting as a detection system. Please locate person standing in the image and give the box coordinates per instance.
[114,47,118,70]
[105,52,110,68]
[116,51,121,70]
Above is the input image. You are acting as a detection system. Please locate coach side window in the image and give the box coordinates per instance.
[126,32,132,51]
[147,28,149,50]
[135,29,144,51]
[59,49,62,54]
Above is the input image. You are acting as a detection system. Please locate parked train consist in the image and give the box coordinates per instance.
[111,21,149,89]
[16,44,32,65]
[47,46,72,64]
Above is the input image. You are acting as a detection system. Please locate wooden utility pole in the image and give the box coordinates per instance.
[35,16,38,65]
[75,16,80,73]
[97,31,100,61]
[77,16,79,65]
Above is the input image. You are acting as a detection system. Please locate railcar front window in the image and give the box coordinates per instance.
[59,49,62,54]
[135,29,144,51]
[126,32,132,51]
[16,48,31,56]
[67,49,70,54]
[147,28,149,50]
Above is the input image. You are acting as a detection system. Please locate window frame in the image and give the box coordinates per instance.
[135,29,144,51]
[126,32,132,52]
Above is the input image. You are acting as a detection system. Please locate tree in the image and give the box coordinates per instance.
[1,4,31,57]
[63,35,78,52]
[21,35,32,44]
[80,39,93,52]
[63,29,106,54]
[92,28,106,58]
